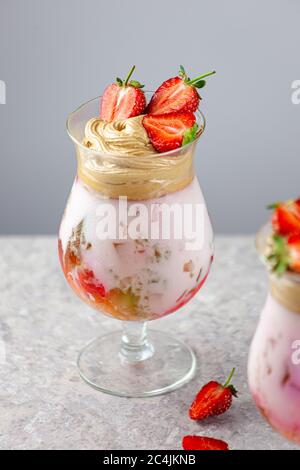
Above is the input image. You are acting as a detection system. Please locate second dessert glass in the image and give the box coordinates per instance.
[248,224,300,443]
[59,95,214,397]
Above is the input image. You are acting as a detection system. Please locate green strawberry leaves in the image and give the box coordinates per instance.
[129,80,144,88]
[267,199,295,210]
[267,234,290,275]
[178,65,216,93]
[227,384,238,398]
[182,123,199,146]
[180,67,216,88]
[179,64,186,76]
[115,65,144,88]
[179,64,189,81]
[267,202,280,210]
[223,368,238,397]
[193,79,206,89]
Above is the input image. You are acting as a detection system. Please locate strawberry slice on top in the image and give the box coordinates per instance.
[142,111,197,153]
[100,65,146,122]
[189,368,238,420]
[147,65,216,115]
[267,233,300,274]
[269,198,300,236]
[288,233,300,273]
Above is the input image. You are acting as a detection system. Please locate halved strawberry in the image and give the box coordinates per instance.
[267,233,300,274]
[142,111,197,153]
[77,268,106,297]
[288,234,300,272]
[147,65,215,114]
[100,65,146,122]
[269,198,300,236]
[189,368,237,420]
[182,435,229,451]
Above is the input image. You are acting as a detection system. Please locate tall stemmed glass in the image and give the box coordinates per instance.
[59,94,213,397]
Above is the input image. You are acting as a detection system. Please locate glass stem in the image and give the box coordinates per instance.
[120,321,154,363]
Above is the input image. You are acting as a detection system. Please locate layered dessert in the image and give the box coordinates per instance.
[59,66,215,321]
[248,199,300,443]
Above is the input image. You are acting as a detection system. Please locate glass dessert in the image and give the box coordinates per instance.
[59,66,215,396]
[248,200,300,443]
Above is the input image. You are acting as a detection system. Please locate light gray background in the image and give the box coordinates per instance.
[0,0,299,234]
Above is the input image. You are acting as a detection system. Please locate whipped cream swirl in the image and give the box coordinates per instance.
[83,115,155,156]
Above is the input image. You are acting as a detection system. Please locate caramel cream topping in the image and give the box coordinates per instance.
[257,227,300,314]
[83,115,155,156]
[77,115,204,200]
[270,274,300,314]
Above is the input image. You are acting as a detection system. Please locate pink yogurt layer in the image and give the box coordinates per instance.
[248,293,300,443]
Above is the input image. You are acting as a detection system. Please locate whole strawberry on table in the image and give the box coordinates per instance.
[100,65,216,153]
[189,368,238,420]
[181,369,237,451]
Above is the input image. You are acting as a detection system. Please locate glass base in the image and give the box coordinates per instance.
[77,329,196,397]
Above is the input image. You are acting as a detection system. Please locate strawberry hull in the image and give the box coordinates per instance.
[271,199,300,236]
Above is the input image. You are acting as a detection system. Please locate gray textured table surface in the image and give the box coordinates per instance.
[0,236,298,450]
